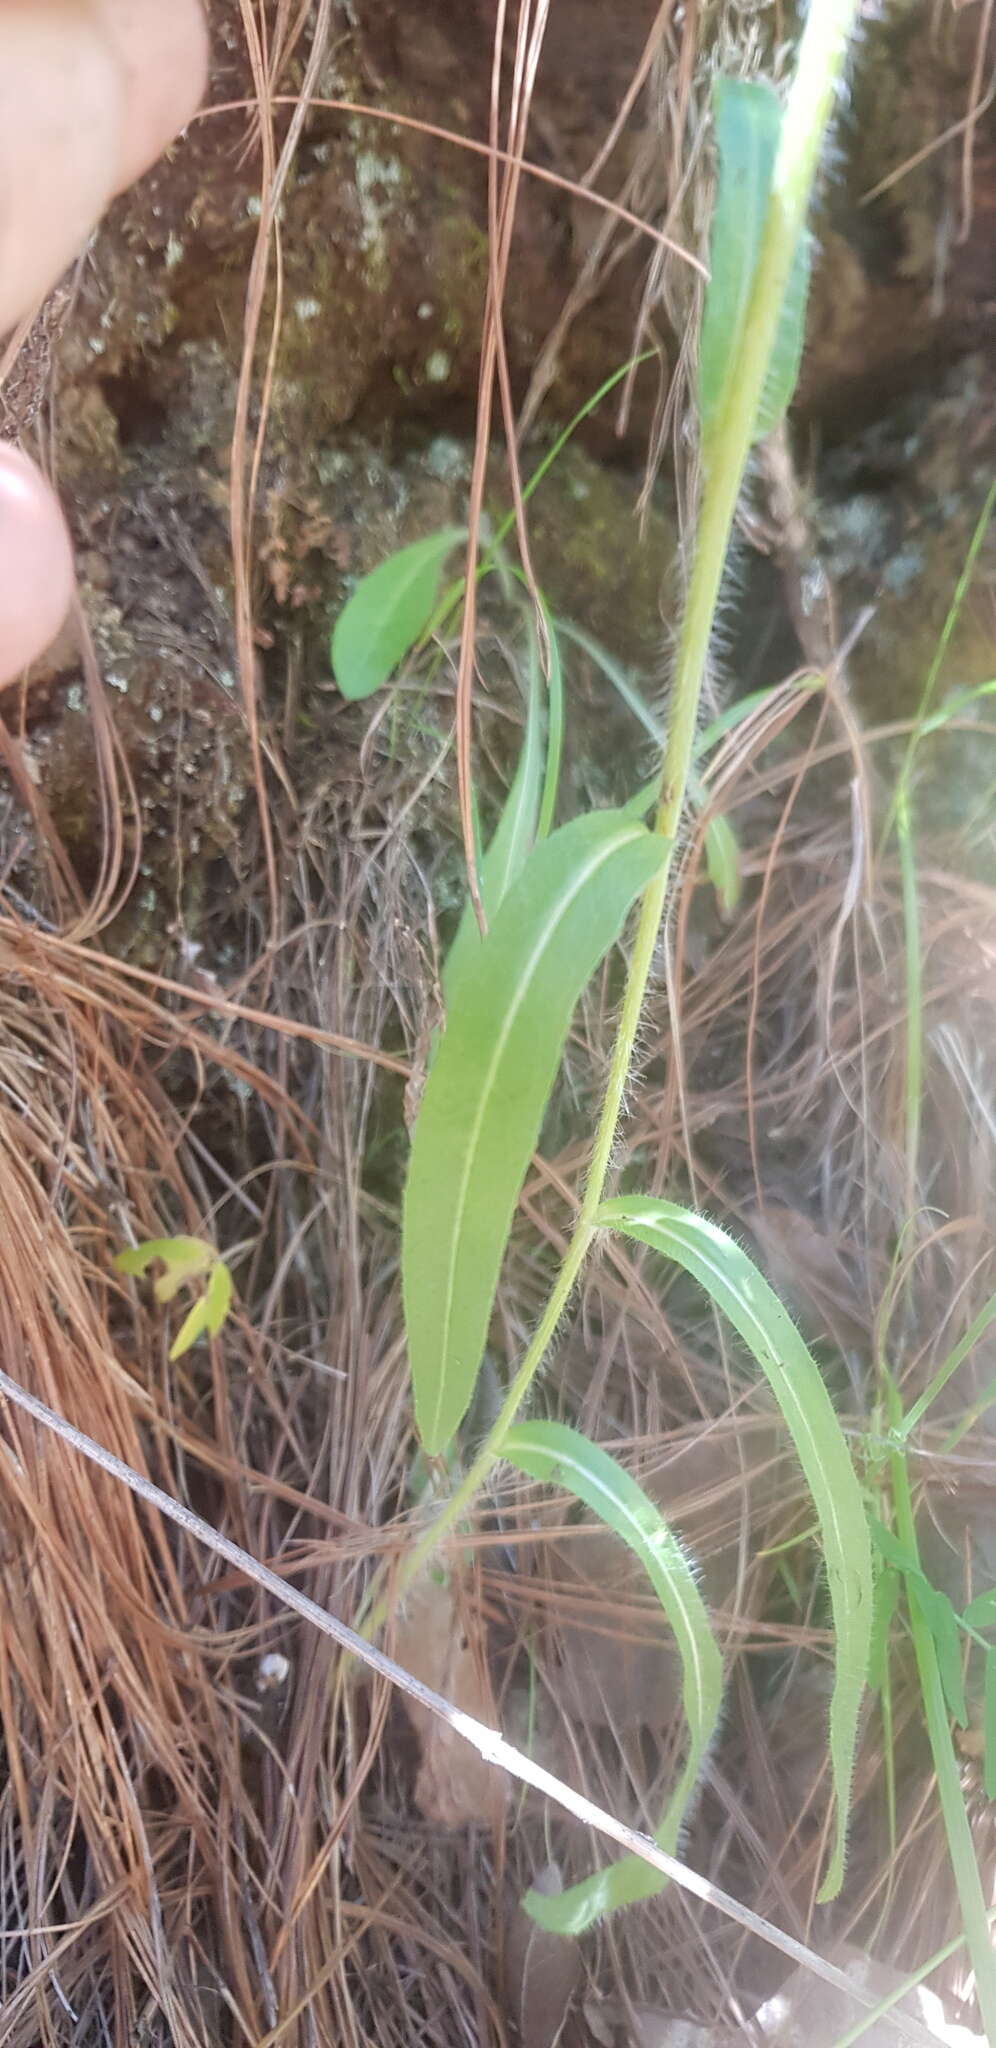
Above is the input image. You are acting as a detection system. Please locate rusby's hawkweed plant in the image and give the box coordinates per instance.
[328,0,996,2018]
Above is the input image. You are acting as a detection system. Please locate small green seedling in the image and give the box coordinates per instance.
[114,1236,234,1361]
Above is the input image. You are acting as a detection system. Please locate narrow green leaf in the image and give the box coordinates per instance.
[870,1519,968,1723]
[500,573,563,844]
[404,815,666,1453]
[504,1420,723,1935]
[331,528,465,700]
[984,1651,996,1800]
[704,811,741,916]
[900,1288,996,1440]
[598,1196,873,1901]
[912,1580,967,1728]
[699,79,810,453]
[444,662,544,1002]
[536,607,564,843]
[869,1517,921,1581]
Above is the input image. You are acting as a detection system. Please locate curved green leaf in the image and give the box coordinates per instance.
[403,814,666,1452]
[113,1235,214,1300]
[699,78,810,455]
[504,1420,723,1934]
[331,528,465,700]
[598,1196,873,1901]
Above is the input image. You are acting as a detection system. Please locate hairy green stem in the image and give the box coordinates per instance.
[367,0,858,1636]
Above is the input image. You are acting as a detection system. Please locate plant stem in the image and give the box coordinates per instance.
[367,0,859,1635]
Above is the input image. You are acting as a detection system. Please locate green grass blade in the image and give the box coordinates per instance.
[699,79,810,456]
[504,1419,723,1935]
[898,1288,996,1441]
[985,1652,996,1801]
[403,817,666,1452]
[499,573,564,842]
[331,528,465,700]
[536,607,564,842]
[887,1410,996,2037]
[598,1196,873,1900]
[444,662,544,1000]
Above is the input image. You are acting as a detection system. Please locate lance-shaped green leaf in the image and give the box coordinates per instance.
[699,78,810,455]
[597,1196,873,1901]
[403,814,665,1452]
[504,1420,724,1934]
[331,528,465,700]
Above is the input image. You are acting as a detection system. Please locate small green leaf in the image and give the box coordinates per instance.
[331,528,465,700]
[403,814,666,1453]
[115,1236,235,1356]
[444,661,544,1002]
[598,1196,873,1902]
[704,811,741,916]
[698,78,810,455]
[963,1588,996,1631]
[504,1420,723,1935]
[984,1651,996,1800]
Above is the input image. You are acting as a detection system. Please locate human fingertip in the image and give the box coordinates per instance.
[0,1,124,334]
[0,448,75,687]
[95,0,209,192]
